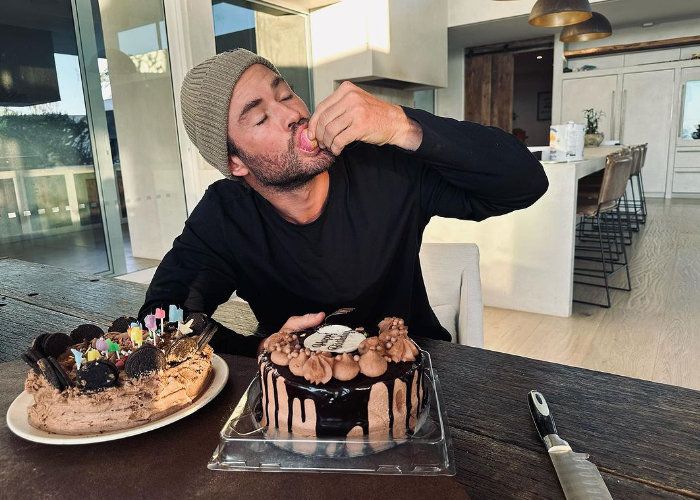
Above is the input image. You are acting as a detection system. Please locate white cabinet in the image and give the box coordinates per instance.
[619,69,675,195]
[561,75,618,140]
[561,69,676,196]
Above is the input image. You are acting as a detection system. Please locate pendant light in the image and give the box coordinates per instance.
[529,0,593,27]
[560,12,612,42]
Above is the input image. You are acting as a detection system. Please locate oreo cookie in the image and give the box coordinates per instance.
[164,321,179,334]
[37,357,65,391]
[41,333,73,359]
[109,316,138,333]
[21,347,44,374]
[77,359,119,392]
[184,313,208,335]
[31,333,51,356]
[70,324,104,343]
[125,345,166,378]
[47,356,73,389]
[165,336,198,364]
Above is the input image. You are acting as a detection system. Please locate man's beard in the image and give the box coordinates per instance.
[239,129,336,192]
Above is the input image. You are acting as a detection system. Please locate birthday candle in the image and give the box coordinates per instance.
[128,325,143,347]
[155,308,166,333]
[145,314,157,332]
[96,337,108,355]
[86,348,101,362]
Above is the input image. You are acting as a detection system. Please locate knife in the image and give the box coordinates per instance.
[528,390,613,500]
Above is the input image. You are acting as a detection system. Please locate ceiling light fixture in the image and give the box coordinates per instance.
[529,0,593,28]
[560,12,613,42]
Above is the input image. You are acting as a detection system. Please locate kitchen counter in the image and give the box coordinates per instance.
[423,147,621,317]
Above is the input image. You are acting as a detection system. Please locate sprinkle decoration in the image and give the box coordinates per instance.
[71,348,84,370]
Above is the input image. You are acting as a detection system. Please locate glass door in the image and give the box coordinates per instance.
[679,66,700,146]
[0,0,125,274]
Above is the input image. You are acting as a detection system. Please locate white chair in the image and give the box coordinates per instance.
[419,243,484,347]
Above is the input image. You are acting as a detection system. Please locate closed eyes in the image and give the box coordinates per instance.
[255,95,294,125]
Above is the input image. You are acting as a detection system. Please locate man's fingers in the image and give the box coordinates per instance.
[314,102,348,148]
[329,125,355,156]
[282,312,326,332]
[321,113,353,151]
[308,81,355,141]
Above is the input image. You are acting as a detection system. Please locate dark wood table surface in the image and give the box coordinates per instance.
[1,258,699,499]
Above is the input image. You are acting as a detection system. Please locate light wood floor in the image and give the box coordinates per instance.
[484,198,700,391]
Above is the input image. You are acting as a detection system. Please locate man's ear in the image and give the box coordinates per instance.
[228,154,249,178]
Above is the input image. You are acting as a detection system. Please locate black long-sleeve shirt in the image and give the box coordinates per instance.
[139,107,548,356]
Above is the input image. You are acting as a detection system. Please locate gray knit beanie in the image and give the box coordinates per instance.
[180,49,280,178]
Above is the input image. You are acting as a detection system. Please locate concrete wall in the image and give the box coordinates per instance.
[309,0,447,106]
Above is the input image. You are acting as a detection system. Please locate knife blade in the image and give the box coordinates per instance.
[528,390,613,500]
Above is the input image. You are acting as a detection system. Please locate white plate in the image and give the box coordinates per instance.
[6,354,228,445]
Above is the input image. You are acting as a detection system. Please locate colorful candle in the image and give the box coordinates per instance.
[128,325,143,348]
[168,305,183,323]
[155,308,166,333]
[86,348,101,362]
[95,337,108,355]
[106,339,121,359]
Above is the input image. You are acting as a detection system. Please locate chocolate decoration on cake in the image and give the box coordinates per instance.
[70,324,104,343]
[184,312,208,335]
[109,316,137,333]
[31,333,51,356]
[37,357,65,391]
[257,317,426,440]
[125,345,166,378]
[41,333,74,359]
[166,337,198,364]
[48,356,73,389]
[21,348,43,375]
[77,360,119,391]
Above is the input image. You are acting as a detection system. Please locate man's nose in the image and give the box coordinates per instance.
[273,101,303,130]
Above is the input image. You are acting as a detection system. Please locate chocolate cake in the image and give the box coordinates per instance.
[21,311,217,435]
[257,317,426,440]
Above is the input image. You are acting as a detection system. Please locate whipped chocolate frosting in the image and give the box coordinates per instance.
[262,316,420,384]
[26,346,213,435]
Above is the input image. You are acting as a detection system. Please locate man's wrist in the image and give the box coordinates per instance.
[392,105,423,151]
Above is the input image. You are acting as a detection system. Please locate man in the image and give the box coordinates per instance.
[139,49,548,356]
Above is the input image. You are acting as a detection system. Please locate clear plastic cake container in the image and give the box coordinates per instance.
[207,352,455,475]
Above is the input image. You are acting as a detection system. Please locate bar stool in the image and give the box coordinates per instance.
[573,153,633,308]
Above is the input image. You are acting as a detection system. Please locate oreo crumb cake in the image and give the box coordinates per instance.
[21,312,217,435]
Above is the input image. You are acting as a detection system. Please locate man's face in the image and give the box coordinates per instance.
[227,64,335,190]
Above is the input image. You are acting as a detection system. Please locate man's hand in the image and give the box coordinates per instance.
[307,81,423,156]
[257,312,326,355]
[280,312,326,332]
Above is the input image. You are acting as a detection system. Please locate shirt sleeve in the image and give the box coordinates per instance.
[138,187,260,357]
[398,106,549,222]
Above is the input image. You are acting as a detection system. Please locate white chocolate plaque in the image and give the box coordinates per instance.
[303,324,365,353]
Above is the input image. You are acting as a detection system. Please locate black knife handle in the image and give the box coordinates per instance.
[528,390,558,441]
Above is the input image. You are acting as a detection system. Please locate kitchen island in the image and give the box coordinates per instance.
[423,147,622,317]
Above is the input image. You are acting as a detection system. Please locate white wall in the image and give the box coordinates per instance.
[448,0,607,28]
[309,0,447,106]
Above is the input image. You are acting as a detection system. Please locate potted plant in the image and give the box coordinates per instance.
[583,108,605,147]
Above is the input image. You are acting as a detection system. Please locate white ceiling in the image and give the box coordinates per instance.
[449,0,700,48]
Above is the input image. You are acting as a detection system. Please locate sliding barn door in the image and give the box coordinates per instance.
[464,53,514,131]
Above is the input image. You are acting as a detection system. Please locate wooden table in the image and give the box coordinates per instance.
[1,259,698,499]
